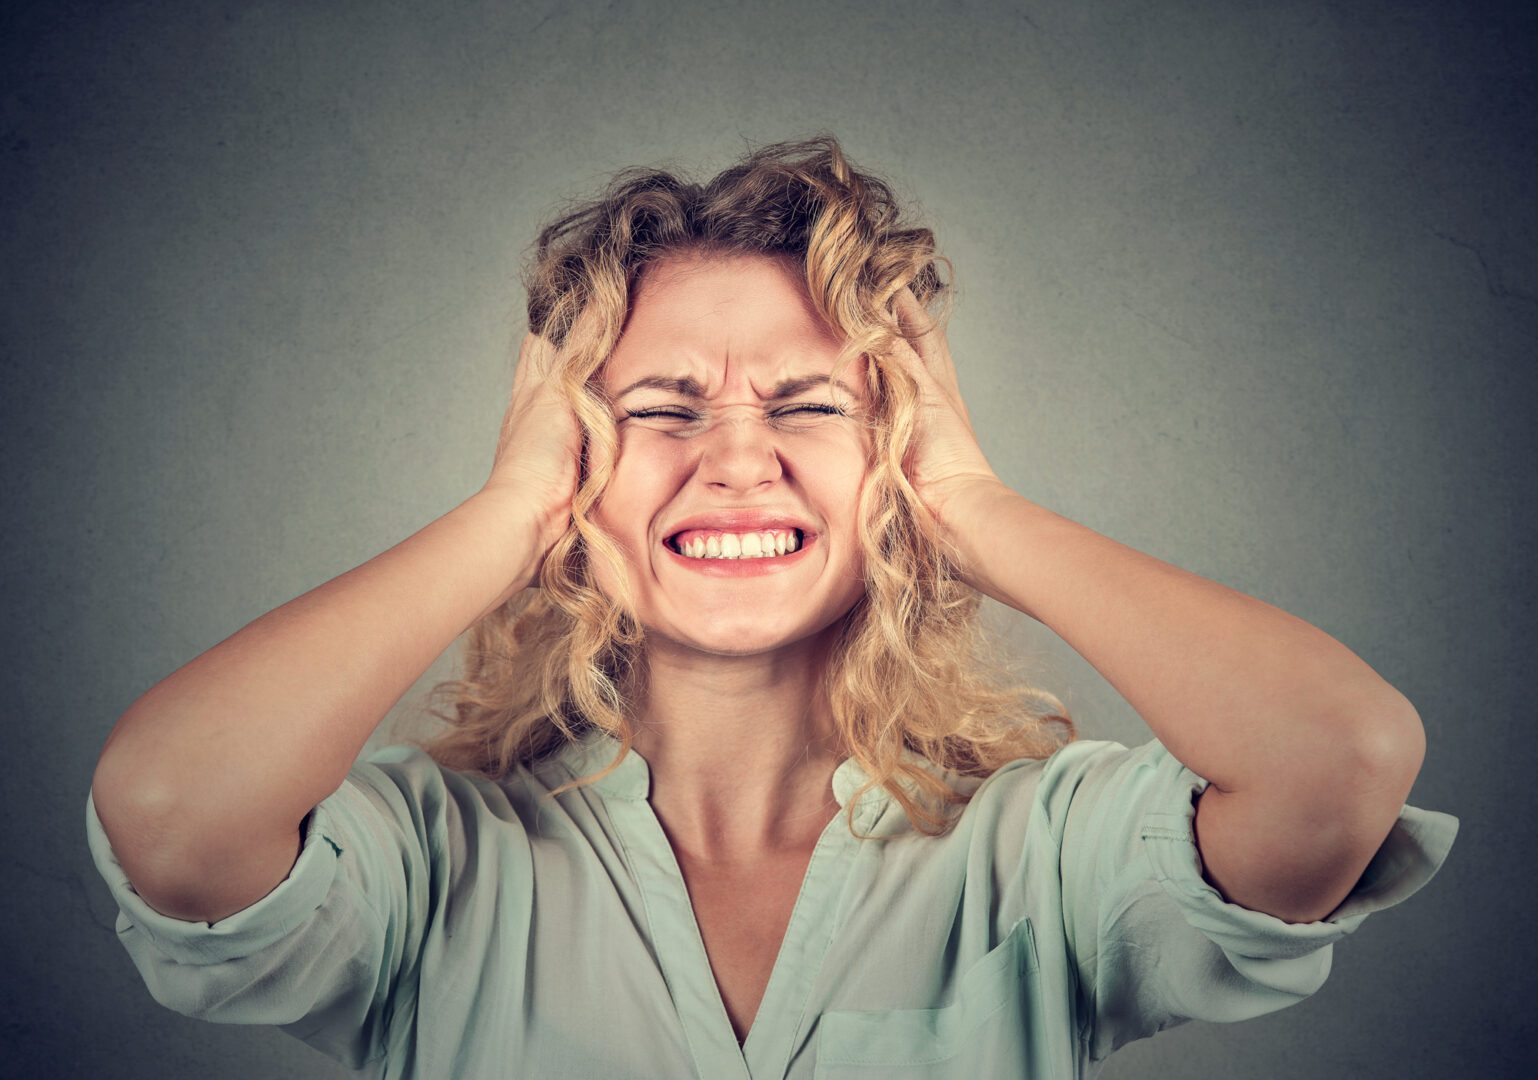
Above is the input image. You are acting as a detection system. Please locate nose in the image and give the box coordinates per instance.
[695,411,784,494]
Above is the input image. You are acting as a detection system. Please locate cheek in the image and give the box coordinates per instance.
[809,432,871,496]
[613,427,695,472]
[818,433,872,526]
[592,434,684,545]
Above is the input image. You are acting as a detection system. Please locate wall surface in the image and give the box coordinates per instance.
[4,1,1530,1077]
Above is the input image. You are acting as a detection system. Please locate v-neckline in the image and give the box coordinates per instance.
[668,830,828,1047]
[558,729,891,1079]
[662,802,857,1076]
[552,728,960,1078]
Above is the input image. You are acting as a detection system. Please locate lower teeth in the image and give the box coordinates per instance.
[678,550,787,560]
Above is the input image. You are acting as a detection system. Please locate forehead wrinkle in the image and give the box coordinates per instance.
[605,334,713,397]
[609,313,856,400]
[613,371,862,402]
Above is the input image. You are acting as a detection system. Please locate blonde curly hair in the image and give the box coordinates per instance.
[387,134,1076,840]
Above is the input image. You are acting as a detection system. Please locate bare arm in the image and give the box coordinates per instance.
[945,482,1424,922]
[884,284,1425,924]
[90,314,591,923]
[90,489,542,919]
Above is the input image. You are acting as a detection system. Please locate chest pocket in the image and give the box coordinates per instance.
[813,916,1042,1078]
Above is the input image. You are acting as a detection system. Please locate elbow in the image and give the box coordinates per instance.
[1352,702,1427,781]
[1331,702,1428,820]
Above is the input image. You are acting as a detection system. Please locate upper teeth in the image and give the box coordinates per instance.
[671,529,801,559]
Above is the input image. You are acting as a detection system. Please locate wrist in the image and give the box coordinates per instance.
[460,488,551,607]
[933,477,1023,589]
[930,474,1012,539]
[944,484,1081,621]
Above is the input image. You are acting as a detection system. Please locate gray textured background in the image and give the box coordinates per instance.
[4,0,1531,1077]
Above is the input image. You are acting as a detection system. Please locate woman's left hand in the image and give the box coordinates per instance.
[886,285,1007,550]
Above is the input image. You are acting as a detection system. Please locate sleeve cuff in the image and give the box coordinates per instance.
[1135,750,1460,962]
[85,784,350,965]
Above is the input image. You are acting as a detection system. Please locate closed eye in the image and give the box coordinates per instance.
[622,404,847,421]
[776,404,847,418]
[622,408,695,420]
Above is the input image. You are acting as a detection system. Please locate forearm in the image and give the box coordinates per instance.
[92,489,541,868]
[947,480,1422,792]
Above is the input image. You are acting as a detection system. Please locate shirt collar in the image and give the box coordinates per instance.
[556,726,955,814]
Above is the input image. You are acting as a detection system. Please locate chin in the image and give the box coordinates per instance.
[674,626,811,657]
[649,604,853,659]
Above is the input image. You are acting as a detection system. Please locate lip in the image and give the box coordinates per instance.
[661,531,817,576]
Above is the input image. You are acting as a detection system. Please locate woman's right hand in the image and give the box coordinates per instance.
[478,311,603,591]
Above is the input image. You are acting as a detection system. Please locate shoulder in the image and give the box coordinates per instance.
[974,738,1151,805]
[964,738,1184,846]
[346,744,532,835]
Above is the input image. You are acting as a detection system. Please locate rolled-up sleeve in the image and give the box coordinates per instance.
[84,747,449,1069]
[1038,738,1459,1064]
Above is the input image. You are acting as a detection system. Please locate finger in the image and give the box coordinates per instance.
[512,332,538,395]
[558,302,607,363]
[887,330,958,417]
[891,286,946,369]
[889,290,974,430]
[895,286,966,390]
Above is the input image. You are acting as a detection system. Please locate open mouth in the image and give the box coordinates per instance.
[664,527,809,560]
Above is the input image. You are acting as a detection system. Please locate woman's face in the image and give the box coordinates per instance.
[590,251,873,657]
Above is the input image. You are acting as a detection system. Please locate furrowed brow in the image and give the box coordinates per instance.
[615,374,858,400]
[615,375,709,399]
[765,375,860,401]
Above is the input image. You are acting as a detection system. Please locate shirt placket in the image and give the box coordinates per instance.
[605,794,752,1079]
[567,731,895,1079]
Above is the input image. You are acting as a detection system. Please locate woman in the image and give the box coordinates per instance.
[87,135,1458,1079]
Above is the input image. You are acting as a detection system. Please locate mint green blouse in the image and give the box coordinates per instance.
[84,729,1458,1079]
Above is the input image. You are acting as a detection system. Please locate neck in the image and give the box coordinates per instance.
[628,625,848,863]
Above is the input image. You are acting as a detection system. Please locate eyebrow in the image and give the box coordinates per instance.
[614,374,859,401]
